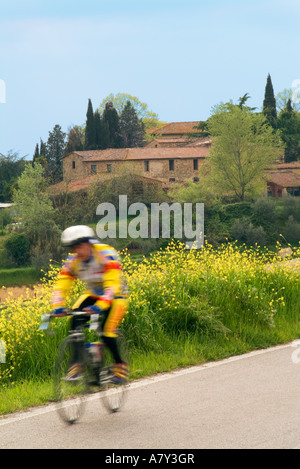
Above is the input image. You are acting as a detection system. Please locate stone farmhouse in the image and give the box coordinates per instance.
[52,121,300,197]
[55,122,211,193]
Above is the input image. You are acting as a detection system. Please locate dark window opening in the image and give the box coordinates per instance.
[169,159,174,171]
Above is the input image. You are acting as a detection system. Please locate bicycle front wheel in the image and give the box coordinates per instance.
[100,330,129,413]
[53,335,90,424]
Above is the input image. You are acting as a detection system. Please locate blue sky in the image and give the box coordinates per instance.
[1,0,300,158]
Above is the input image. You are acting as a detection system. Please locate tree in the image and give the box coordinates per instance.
[33,143,39,162]
[98,93,164,138]
[94,110,110,149]
[277,98,300,162]
[102,101,122,148]
[65,125,84,154]
[0,151,26,202]
[5,233,30,266]
[45,125,66,184]
[13,163,60,262]
[205,103,283,201]
[119,100,145,147]
[263,74,277,129]
[276,88,300,113]
[84,99,96,150]
[98,93,159,121]
[33,139,47,167]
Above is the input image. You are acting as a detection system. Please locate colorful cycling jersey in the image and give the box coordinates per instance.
[51,241,127,311]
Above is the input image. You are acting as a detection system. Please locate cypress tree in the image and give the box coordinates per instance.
[94,110,103,149]
[45,124,66,184]
[263,74,277,129]
[33,143,39,164]
[85,99,96,150]
[278,98,300,162]
[40,139,47,159]
[102,101,122,148]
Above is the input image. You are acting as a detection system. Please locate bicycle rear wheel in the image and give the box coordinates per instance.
[100,330,129,413]
[53,334,90,424]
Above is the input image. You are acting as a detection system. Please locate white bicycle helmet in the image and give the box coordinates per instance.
[61,225,95,247]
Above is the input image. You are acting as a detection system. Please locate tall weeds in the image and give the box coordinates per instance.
[1,241,300,386]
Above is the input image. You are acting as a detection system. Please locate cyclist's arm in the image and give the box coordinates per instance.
[94,259,122,311]
[51,257,77,308]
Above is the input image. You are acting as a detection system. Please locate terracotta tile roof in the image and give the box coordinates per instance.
[49,174,167,193]
[148,121,203,135]
[271,161,300,170]
[70,146,210,163]
[146,137,212,146]
[267,171,300,188]
[48,175,99,193]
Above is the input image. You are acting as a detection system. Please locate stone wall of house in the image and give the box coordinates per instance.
[63,152,204,184]
[63,153,88,182]
[146,158,202,182]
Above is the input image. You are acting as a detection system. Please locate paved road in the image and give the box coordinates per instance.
[1,342,300,449]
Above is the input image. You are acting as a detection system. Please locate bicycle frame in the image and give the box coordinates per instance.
[39,310,128,424]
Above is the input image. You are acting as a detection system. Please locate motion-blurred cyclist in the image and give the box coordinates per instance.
[51,225,129,383]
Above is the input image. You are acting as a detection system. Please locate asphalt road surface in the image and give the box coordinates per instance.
[1,342,300,449]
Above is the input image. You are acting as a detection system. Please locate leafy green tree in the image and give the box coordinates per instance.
[119,100,145,147]
[13,163,60,255]
[263,74,277,129]
[0,151,26,202]
[45,125,66,184]
[5,233,30,266]
[276,88,300,113]
[84,99,96,150]
[65,125,84,154]
[99,93,159,121]
[98,93,163,141]
[277,99,300,162]
[205,103,283,201]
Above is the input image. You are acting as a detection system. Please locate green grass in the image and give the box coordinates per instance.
[0,267,41,287]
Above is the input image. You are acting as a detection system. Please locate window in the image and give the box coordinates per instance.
[169,159,174,171]
[169,177,175,182]
[193,159,198,171]
[72,161,76,169]
[287,187,300,197]
[107,164,112,173]
[193,177,199,182]
[144,160,150,172]
[91,164,97,174]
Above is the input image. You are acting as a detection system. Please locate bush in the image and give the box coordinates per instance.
[230,217,266,246]
[282,215,300,244]
[252,197,276,227]
[4,233,30,266]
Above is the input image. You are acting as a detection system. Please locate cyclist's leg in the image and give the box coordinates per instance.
[69,295,99,373]
[102,298,128,382]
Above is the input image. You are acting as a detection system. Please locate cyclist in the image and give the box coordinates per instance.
[51,225,129,383]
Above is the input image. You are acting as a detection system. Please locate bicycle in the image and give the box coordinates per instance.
[39,310,129,424]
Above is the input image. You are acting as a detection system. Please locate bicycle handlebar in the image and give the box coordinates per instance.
[39,309,99,331]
